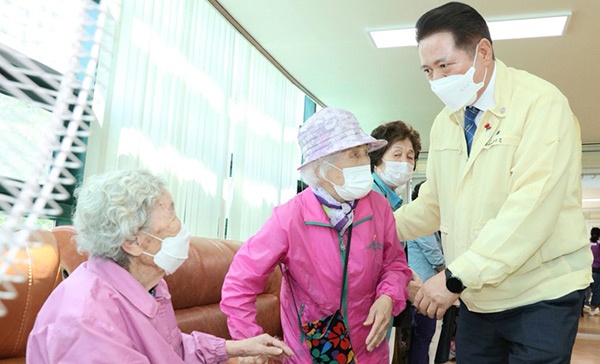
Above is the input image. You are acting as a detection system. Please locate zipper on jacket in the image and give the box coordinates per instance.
[298,303,305,343]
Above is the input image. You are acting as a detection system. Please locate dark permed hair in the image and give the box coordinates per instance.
[369,120,421,172]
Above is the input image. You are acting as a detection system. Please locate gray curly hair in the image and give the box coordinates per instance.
[73,169,166,268]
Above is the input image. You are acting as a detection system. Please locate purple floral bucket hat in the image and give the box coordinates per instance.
[297,107,387,169]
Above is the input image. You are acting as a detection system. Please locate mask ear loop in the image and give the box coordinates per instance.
[141,250,156,258]
[141,230,163,242]
[471,43,480,67]
[470,41,488,90]
[136,231,160,258]
[321,161,344,187]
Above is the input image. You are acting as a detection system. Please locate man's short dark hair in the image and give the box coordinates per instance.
[415,1,492,56]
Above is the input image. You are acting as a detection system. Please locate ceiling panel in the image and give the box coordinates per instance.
[216,0,600,206]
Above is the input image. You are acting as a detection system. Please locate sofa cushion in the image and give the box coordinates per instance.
[165,237,282,339]
[166,238,242,310]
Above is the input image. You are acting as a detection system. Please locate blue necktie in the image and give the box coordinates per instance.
[464,106,479,156]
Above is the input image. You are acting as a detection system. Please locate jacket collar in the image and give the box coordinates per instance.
[300,187,374,228]
[472,61,497,113]
[372,173,403,211]
[444,60,511,161]
[86,257,161,318]
[447,60,510,126]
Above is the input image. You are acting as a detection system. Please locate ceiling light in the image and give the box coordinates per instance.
[369,28,417,49]
[488,15,569,41]
[369,14,570,49]
[583,198,600,203]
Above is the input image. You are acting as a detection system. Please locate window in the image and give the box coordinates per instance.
[0,0,101,225]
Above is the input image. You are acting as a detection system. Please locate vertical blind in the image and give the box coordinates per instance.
[86,0,304,240]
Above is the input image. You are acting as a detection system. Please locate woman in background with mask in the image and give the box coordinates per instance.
[369,120,421,212]
[221,107,411,363]
[27,169,292,363]
[369,120,422,364]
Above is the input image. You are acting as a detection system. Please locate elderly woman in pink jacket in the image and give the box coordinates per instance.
[221,107,411,363]
[27,170,292,363]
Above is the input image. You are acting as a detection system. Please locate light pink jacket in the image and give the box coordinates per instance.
[27,258,228,363]
[221,189,411,363]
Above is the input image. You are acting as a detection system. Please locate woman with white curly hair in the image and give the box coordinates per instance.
[27,169,292,363]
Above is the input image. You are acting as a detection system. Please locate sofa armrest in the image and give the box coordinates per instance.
[51,225,87,277]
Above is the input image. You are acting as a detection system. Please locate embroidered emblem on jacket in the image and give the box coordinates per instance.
[366,241,384,251]
[484,130,502,147]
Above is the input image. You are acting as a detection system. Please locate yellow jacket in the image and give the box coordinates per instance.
[395,60,592,313]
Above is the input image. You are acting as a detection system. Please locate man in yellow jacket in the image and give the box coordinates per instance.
[395,2,593,363]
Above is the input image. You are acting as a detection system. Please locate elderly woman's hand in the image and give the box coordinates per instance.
[226,334,293,361]
[363,294,393,352]
[408,269,423,303]
[236,356,268,364]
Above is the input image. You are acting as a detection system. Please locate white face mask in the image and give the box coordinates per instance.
[142,224,191,275]
[394,184,407,195]
[323,162,373,201]
[378,160,413,188]
[429,44,487,112]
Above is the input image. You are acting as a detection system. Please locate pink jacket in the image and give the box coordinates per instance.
[221,189,410,363]
[27,258,228,363]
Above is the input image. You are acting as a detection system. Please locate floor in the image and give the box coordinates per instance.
[571,310,600,364]
[390,310,600,363]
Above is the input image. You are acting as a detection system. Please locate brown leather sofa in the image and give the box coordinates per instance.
[0,230,62,364]
[0,226,282,363]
